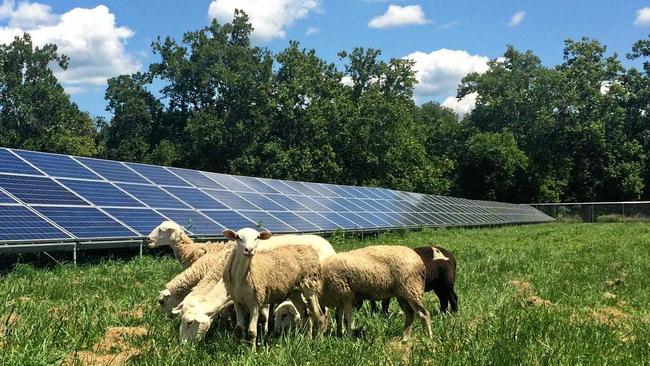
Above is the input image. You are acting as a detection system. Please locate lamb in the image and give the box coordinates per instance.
[223,228,326,350]
[319,245,432,339]
[364,245,458,315]
[173,233,336,341]
[146,220,232,268]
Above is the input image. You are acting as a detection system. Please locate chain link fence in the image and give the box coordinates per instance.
[530,201,650,223]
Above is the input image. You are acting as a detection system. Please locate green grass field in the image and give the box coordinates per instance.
[1,223,649,365]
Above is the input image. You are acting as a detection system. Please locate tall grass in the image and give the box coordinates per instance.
[1,223,649,365]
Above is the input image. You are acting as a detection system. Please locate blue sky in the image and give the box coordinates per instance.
[1,0,650,117]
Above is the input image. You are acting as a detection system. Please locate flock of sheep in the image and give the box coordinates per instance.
[146,221,458,349]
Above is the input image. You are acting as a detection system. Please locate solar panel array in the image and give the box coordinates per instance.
[0,147,552,248]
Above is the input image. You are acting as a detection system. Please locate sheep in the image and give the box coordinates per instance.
[146,220,232,268]
[223,228,326,350]
[173,233,336,341]
[319,245,432,339]
[361,245,457,315]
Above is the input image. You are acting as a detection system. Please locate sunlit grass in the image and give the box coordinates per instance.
[1,223,649,365]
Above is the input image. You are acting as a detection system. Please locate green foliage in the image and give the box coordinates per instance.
[2,223,649,364]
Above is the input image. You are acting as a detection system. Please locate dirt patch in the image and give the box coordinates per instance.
[602,292,617,300]
[641,314,650,324]
[118,306,144,320]
[590,307,631,327]
[509,279,534,296]
[63,326,148,366]
[617,331,636,343]
[386,338,415,364]
[48,306,70,320]
[605,277,625,288]
[524,296,553,308]
[17,296,31,303]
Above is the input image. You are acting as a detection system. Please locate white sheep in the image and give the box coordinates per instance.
[174,233,336,341]
[223,228,326,350]
[146,220,232,268]
[319,245,432,339]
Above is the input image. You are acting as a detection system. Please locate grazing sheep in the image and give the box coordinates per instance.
[320,245,432,339]
[146,221,232,268]
[223,228,326,350]
[273,299,304,333]
[362,245,457,315]
[173,233,336,341]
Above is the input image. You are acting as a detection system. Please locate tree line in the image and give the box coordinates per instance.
[1,12,649,203]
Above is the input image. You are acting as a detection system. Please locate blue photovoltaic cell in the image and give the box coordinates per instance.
[311,183,339,197]
[372,212,402,227]
[0,149,42,175]
[77,158,149,184]
[163,187,228,210]
[346,186,371,199]
[103,208,167,236]
[238,211,295,232]
[358,187,383,199]
[289,195,329,212]
[286,181,322,196]
[58,179,144,207]
[403,213,427,226]
[169,168,227,190]
[0,206,71,241]
[374,189,396,200]
[325,185,353,198]
[127,163,190,187]
[206,173,255,192]
[331,197,364,212]
[15,150,100,180]
[0,190,16,203]
[341,212,375,228]
[350,199,378,212]
[266,194,309,211]
[0,175,87,205]
[203,190,259,210]
[117,184,189,209]
[313,197,347,212]
[158,210,224,235]
[270,212,321,231]
[234,176,280,194]
[368,199,394,212]
[393,213,417,226]
[296,212,338,230]
[319,212,358,229]
[355,212,390,227]
[201,210,256,230]
[258,179,302,195]
[36,207,135,239]
[237,192,286,211]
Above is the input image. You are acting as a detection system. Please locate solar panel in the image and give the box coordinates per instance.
[0,147,553,249]
[77,158,150,184]
[157,209,224,235]
[103,208,167,235]
[0,175,88,205]
[58,180,144,207]
[15,150,100,180]
[0,206,71,241]
[36,207,135,239]
[201,210,256,230]
[127,163,191,187]
[0,149,42,175]
[117,183,189,209]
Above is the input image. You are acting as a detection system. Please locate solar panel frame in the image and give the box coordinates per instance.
[127,163,191,187]
[117,183,190,209]
[76,157,150,184]
[15,150,101,180]
[57,179,145,208]
[162,187,228,210]
[0,205,72,242]
[0,174,89,206]
[35,206,137,240]
[0,149,43,176]
[203,189,261,210]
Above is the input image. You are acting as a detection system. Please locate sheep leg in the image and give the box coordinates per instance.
[409,299,432,338]
[396,297,415,340]
[381,299,391,315]
[234,303,246,338]
[335,307,344,337]
[449,289,459,313]
[343,301,353,336]
[303,292,325,338]
[434,287,450,314]
[247,304,260,351]
[260,304,270,343]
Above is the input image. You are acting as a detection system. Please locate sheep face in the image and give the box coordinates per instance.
[223,228,272,258]
[273,300,300,333]
[179,311,213,342]
[158,289,182,315]
[146,221,183,248]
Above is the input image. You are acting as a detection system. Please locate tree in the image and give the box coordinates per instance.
[0,34,97,156]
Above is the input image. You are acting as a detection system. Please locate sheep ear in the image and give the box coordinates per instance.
[258,231,272,240]
[223,229,237,240]
[171,302,184,315]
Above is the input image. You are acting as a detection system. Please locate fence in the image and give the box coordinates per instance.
[529,201,650,223]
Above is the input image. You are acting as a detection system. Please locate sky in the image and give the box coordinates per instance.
[1,0,650,118]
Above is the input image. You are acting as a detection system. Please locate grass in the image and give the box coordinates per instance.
[1,223,650,365]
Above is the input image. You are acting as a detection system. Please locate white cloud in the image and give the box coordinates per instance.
[368,5,430,29]
[507,10,525,27]
[405,48,489,102]
[306,26,319,36]
[63,85,86,95]
[634,7,650,26]
[208,0,319,42]
[0,1,139,89]
[442,92,478,118]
